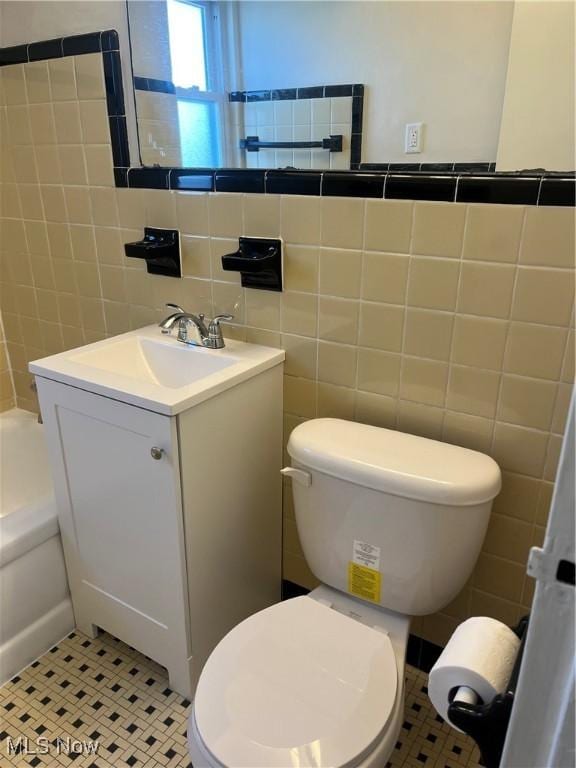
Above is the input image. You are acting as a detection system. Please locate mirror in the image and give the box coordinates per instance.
[126,1,517,171]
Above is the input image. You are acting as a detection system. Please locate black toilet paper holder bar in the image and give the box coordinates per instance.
[446,615,529,768]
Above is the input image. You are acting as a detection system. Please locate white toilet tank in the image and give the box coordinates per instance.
[286,419,502,616]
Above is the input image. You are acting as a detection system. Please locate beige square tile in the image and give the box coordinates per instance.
[210,238,240,283]
[320,197,364,249]
[46,222,72,260]
[18,184,43,220]
[412,202,466,258]
[463,204,524,263]
[73,261,101,298]
[282,334,317,379]
[89,187,119,227]
[69,224,96,262]
[63,186,93,227]
[48,58,77,101]
[35,145,62,183]
[30,256,55,290]
[53,101,82,144]
[493,471,541,522]
[208,193,243,237]
[458,262,516,319]
[472,553,525,602]
[317,382,355,419]
[1,183,22,218]
[358,302,404,352]
[452,315,508,371]
[361,251,409,304]
[521,206,575,268]
[52,258,76,293]
[284,245,319,293]
[79,99,110,144]
[142,189,176,229]
[23,61,50,103]
[2,218,27,252]
[492,422,549,476]
[511,267,574,327]
[400,357,449,407]
[281,292,318,337]
[243,194,280,237]
[74,54,105,100]
[175,192,209,236]
[357,348,401,396]
[536,482,554,526]
[355,391,397,429]
[29,103,57,145]
[407,256,460,310]
[364,199,413,253]
[6,105,32,145]
[483,513,534,565]
[404,309,453,361]
[40,185,66,222]
[245,289,281,330]
[94,226,123,265]
[561,330,574,383]
[58,145,87,185]
[100,265,126,303]
[11,145,38,183]
[2,64,27,105]
[443,410,493,454]
[504,322,567,380]
[245,327,280,347]
[35,289,59,323]
[318,297,359,344]
[397,400,444,440]
[79,296,105,332]
[181,236,211,278]
[280,195,321,244]
[84,145,114,187]
[498,375,557,430]
[469,589,524,628]
[116,188,145,229]
[319,248,362,298]
[317,341,357,387]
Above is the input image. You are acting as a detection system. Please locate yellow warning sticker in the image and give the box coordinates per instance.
[348,561,381,603]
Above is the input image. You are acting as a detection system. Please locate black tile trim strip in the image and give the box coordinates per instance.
[230,83,362,102]
[0,35,573,205]
[133,76,176,95]
[280,580,442,673]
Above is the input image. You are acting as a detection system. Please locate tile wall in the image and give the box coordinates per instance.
[241,96,353,170]
[1,54,575,646]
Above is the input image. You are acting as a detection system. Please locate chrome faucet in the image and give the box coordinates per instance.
[159,303,233,349]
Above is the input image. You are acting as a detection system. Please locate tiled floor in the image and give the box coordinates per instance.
[0,630,481,768]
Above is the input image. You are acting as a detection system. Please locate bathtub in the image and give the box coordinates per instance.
[0,408,74,685]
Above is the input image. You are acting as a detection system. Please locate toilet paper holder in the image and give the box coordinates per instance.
[447,615,529,768]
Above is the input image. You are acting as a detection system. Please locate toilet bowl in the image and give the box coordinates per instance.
[188,419,502,768]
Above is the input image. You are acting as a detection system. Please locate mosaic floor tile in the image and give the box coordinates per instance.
[0,630,481,767]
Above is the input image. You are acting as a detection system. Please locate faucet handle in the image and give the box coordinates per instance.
[210,313,234,326]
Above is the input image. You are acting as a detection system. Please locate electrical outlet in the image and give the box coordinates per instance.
[405,122,423,154]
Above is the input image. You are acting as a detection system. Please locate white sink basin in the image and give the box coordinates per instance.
[30,326,284,415]
[70,336,237,389]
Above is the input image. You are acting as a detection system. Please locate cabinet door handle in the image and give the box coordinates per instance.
[150,447,164,460]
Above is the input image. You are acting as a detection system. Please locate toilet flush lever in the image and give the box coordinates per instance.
[281,467,312,487]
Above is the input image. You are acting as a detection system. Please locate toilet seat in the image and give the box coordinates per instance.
[192,596,398,768]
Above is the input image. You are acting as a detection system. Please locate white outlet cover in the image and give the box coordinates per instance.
[405,122,423,154]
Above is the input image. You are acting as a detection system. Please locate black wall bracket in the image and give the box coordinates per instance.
[124,227,181,277]
[221,237,283,291]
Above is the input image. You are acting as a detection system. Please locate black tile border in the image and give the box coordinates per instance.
[0,33,573,206]
[281,580,443,674]
[133,76,176,95]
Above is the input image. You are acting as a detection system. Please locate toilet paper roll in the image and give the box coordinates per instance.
[428,616,521,731]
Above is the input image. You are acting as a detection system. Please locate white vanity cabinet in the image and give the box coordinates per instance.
[32,328,284,698]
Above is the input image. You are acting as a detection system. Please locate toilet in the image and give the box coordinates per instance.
[188,418,502,768]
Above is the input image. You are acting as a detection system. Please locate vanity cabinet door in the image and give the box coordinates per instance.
[36,377,192,695]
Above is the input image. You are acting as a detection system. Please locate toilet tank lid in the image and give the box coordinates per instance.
[288,419,502,506]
